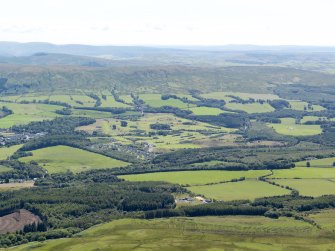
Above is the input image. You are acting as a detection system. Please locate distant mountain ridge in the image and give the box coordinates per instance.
[2,42,335,57]
[0,42,184,57]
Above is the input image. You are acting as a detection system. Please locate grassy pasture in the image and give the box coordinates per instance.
[189,106,227,115]
[19,145,129,174]
[11,216,334,251]
[119,95,133,104]
[0,145,22,160]
[300,116,326,123]
[0,102,61,128]
[71,109,112,119]
[1,94,97,107]
[295,157,335,168]
[100,95,130,108]
[201,91,279,101]
[309,209,335,232]
[77,113,234,151]
[225,102,275,113]
[121,170,271,186]
[0,165,12,173]
[78,113,231,135]
[175,94,199,101]
[49,95,96,107]
[222,92,280,100]
[274,179,335,197]
[139,94,194,109]
[268,117,322,136]
[188,180,290,201]
[288,101,325,111]
[192,160,229,166]
[200,92,235,102]
[269,167,335,179]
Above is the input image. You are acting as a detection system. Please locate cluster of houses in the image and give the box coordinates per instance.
[0,130,46,146]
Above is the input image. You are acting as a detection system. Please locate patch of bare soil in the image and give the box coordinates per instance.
[0,209,41,234]
[0,181,34,191]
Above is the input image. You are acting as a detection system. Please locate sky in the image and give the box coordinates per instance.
[1,0,335,46]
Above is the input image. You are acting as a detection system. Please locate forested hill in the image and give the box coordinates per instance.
[1,64,335,94]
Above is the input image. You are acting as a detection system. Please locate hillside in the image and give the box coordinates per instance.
[1,64,335,94]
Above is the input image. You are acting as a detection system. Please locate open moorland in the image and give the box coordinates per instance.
[9,215,335,251]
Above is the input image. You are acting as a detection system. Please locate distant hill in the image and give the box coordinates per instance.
[0,53,152,67]
[0,42,184,57]
[2,42,335,71]
[2,42,335,57]
[1,64,335,94]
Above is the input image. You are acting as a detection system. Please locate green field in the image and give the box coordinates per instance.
[77,113,234,151]
[192,160,229,166]
[100,95,131,108]
[0,165,12,173]
[0,102,61,128]
[175,94,199,101]
[189,106,227,115]
[119,95,133,104]
[225,102,275,113]
[139,94,194,109]
[121,170,271,186]
[274,179,335,197]
[269,167,335,179]
[288,100,325,111]
[19,145,129,173]
[300,116,326,123]
[200,92,235,102]
[49,94,96,107]
[309,209,335,232]
[201,91,279,101]
[295,157,335,168]
[71,109,113,119]
[11,216,335,251]
[267,118,322,136]
[1,94,97,107]
[0,145,22,160]
[188,180,290,201]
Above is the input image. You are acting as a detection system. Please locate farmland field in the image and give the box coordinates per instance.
[10,216,335,251]
[2,94,97,107]
[119,95,133,104]
[188,180,290,201]
[201,91,279,101]
[309,209,335,232]
[19,145,129,173]
[189,106,227,115]
[0,102,61,128]
[0,145,22,160]
[267,118,322,136]
[269,167,335,179]
[121,170,271,186]
[288,100,325,111]
[71,109,113,118]
[100,95,130,108]
[274,179,335,197]
[295,157,335,168]
[0,165,12,173]
[49,94,96,107]
[225,102,275,113]
[139,94,194,109]
[77,113,234,151]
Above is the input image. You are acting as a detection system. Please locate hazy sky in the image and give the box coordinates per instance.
[1,0,335,46]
